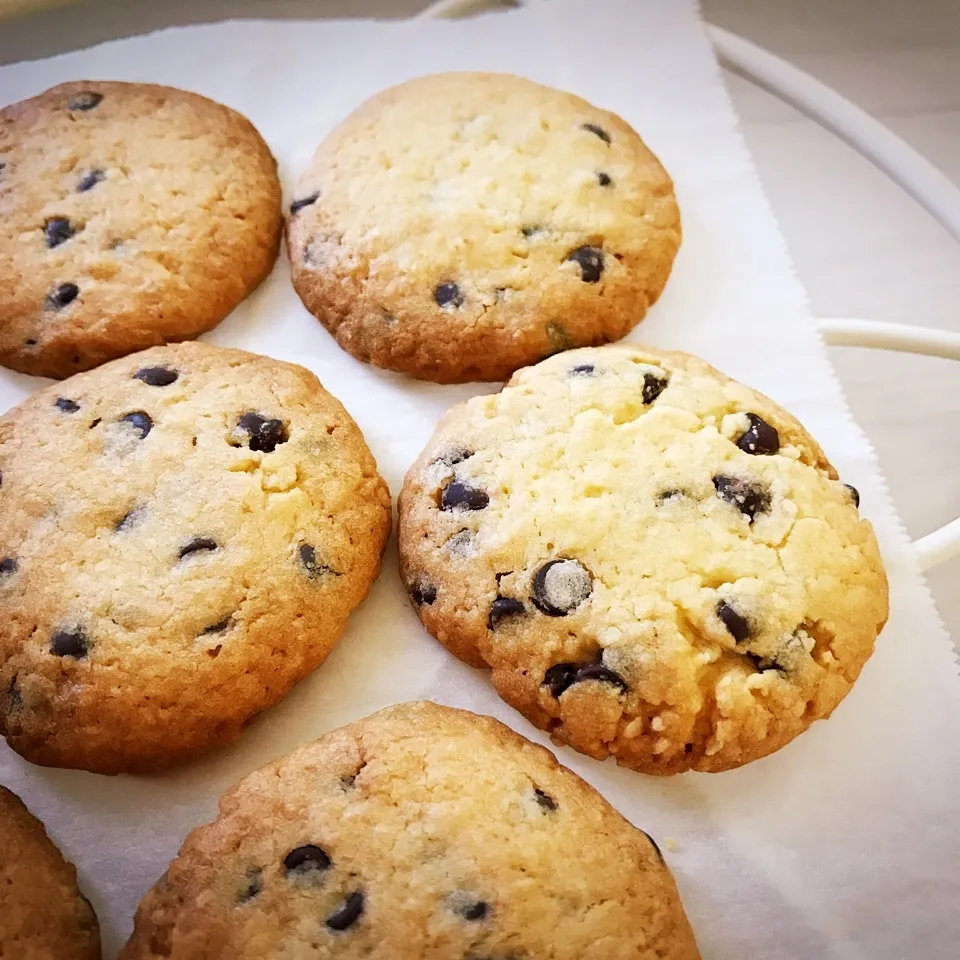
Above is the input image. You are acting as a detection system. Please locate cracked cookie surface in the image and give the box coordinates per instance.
[398,345,888,774]
[287,72,680,383]
[121,701,700,960]
[0,342,390,774]
[0,81,282,378]
[0,785,101,960]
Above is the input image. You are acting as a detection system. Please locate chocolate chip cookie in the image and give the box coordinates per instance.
[287,72,681,383]
[398,345,889,774]
[0,81,282,378]
[0,342,390,774]
[0,785,101,959]
[121,701,700,960]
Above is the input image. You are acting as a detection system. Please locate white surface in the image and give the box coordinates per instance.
[0,2,958,958]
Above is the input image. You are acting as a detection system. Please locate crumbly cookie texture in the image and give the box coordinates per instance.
[398,344,888,774]
[287,72,681,383]
[0,81,282,378]
[0,785,101,960]
[0,342,390,774]
[121,701,701,960]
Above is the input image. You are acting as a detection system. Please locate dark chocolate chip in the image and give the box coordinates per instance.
[179,537,218,560]
[436,447,474,467]
[50,628,88,658]
[411,582,437,606]
[566,246,604,283]
[642,831,665,864]
[575,662,628,692]
[238,868,262,903]
[543,662,580,698]
[581,122,611,143]
[712,474,770,522]
[717,600,751,643]
[532,559,592,616]
[533,788,557,811]
[300,543,336,578]
[488,596,524,630]
[76,169,105,193]
[46,282,79,309]
[0,557,18,577]
[289,192,319,215]
[283,844,331,874]
[236,413,288,453]
[69,92,103,111]
[55,397,80,413]
[326,891,364,931]
[119,411,153,439]
[24,339,37,347]
[845,483,860,508]
[434,282,464,308]
[570,363,596,377]
[134,366,178,387]
[596,171,612,187]
[201,617,231,636]
[45,217,76,249]
[441,480,489,512]
[89,418,101,429]
[457,901,488,921]
[736,413,780,456]
[641,372,668,405]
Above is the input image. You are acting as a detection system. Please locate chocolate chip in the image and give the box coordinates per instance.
[845,483,860,508]
[283,844,331,874]
[436,447,474,467]
[717,600,751,643]
[543,662,580,698]
[581,123,611,143]
[596,171,612,187]
[566,246,604,283]
[488,596,524,630]
[76,169,105,193]
[736,413,780,455]
[300,543,336,578]
[55,398,80,413]
[441,480,489,512]
[326,891,364,931]
[570,363,596,377]
[69,92,103,111]
[576,662,628,692]
[24,339,37,347]
[238,868,262,903]
[46,282,79,309]
[411,582,437,606]
[44,217,76,248]
[235,413,288,453]
[289,192,320,215]
[120,411,153,439]
[533,788,557,811]
[50,628,88,658]
[532,559,592,616]
[89,418,101,429]
[179,537,218,560]
[0,557,18,577]
[434,282,464,308]
[457,901,488,921]
[642,831,665,864]
[642,372,668,405]
[200,617,231,636]
[134,366,178,387]
[712,475,770,522]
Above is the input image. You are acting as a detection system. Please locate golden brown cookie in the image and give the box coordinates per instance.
[0,785,101,960]
[0,81,282,378]
[398,344,889,774]
[287,72,681,383]
[121,701,700,960]
[0,342,390,774]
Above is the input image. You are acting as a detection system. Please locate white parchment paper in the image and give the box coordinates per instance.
[1,2,958,957]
